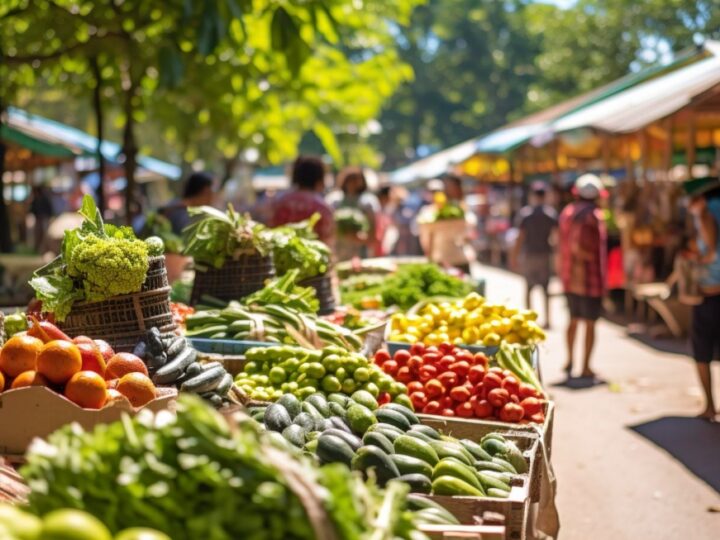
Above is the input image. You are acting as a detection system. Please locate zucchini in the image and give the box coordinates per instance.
[305,394,331,417]
[432,458,484,492]
[477,471,511,493]
[380,403,419,425]
[390,454,433,478]
[152,347,197,384]
[486,487,511,498]
[317,434,356,466]
[323,429,362,451]
[409,424,441,440]
[374,408,411,431]
[405,430,434,444]
[394,435,439,466]
[292,412,316,431]
[460,439,493,461]
[432,476,484,497]
[180,365,225,393]
[362,431,394,454]
[166,336,187,359]
[328,417,352,433]
[397,473,432,494]
[282,425,307,447]
[215,373,233,396]
[428,440,474,466]
[351,446,399,485]
[277,394,302,419]
[264,403,293,432]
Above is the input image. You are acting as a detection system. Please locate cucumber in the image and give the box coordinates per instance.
[166,335,187,359]
[477,471,511,493]
[293,412,316,431]
[176,362,203,384]
[491,457,517,474]
[481,470,515,484]
[394,435,439,466]
[282,424,307,447]
[432,458,484,492]
[305,394,331,417]
[328,417,352,433]
[362,431,394,454]
[251,411,266,422]
[414,507,459,525]
[380,403,419,425]
[405,495,460,524]
[409,424,441,440]
[350,390,379,410]
[474,461,514,474]
[316,434,355,466]
[428,441,473,466]
[328,393,351,408]
[351,446,399,485]
[481,437,508,457]
[432,476,485,497]
[153,347,197,384]
[247,406,267,416]
[405,430,434,443]
[180,365,226,393]
[301,401,325,423]
[328,402,347,419]
[277,394,302,419]
[390,454,433,478]
[374,409,411,431]
[397,473,432,494]
[346,404,377,435]
[264,403,292,432]
[323,429,362,451]
[367,423,404,441]
[460,439,493,461]
[487,487,511,498]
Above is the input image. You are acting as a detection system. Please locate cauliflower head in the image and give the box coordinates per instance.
[67,235,150,301]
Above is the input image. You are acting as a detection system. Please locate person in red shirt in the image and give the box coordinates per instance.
[270,156,335,246]
[558,174,607,378]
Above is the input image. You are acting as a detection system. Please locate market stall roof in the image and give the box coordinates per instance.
[390,138,481,184]
[5,108,182,180]
[553,41,720,134]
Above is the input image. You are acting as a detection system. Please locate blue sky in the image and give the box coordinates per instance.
[539,0,577,7]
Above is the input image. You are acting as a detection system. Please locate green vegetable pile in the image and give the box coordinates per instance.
[30,196,154,321]
[137,211,184,254]
[253,391,527,499]
[22,395,449,540]
[335,207,369,235]
[270,214,331,281]
[237,345,409,403]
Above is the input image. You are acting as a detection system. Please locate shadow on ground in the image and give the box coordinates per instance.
[625,331,691,356]
[630,416,720,494]
[551,375,607,390]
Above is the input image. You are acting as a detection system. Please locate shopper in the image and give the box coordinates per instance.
[511,182,558,328]
[160,172,216,235]
[558,174,607,378]
[270,156,335,246]
[684,177,720,420]
[30,185,55,252]
[329,167,379,260]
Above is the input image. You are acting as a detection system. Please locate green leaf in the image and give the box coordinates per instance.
[313,122,342,165]
[158,45,184,89]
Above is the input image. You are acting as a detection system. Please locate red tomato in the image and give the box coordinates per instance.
[473,399,494,418]
[467,365,486,385]
[473,382,484,397]
[530,412,546,424]
[423,401,442,415]
[483,372,503,392]
[518,383,541,399]
[521,397,544,416]
[374,349,391,364]
[407,381,424,393]
[498,402,525,423]
[438,355,454,371]
[422,352,441,366]
[487,388,510,408]
[419,365,438,382]
[455,402,474,418]
[425,379,445,398]
[501,375,520,396]
[407,355,423,373]
[438,343,454,355]
[441,408,456,417]
[394,349,411,365]
[510,394,520,404]
[449,386,471,403]
[382,360,399,375]
[410,391,428,410]
[396,366,414,384]
[439,396,454,409]
[409,342,426,356]
[449,361,470,378]
[468,395,479,407]
[455,349,474,364]
[377,392,391,405]
[437,371,459,389]
[488,367,504,376]
[473,353,490,369]
[425,345,440,355]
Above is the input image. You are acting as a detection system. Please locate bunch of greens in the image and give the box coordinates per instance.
[30,196,151,321]
[22,395,433,540]
[380,264,473,310]
[270,214,331,281]
[137,211,184,254]
[183,205,270,270]
[243,269,320,313]
[335,207,369,235]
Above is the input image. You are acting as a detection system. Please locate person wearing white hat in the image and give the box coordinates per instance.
[557,173,608,379]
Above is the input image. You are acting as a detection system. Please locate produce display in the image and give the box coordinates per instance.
[0,319,158,409]
[170,302,194,328]
[29,196,158,321]
[0,311,27,343]
[236,345,410,404]
[22,395,455,540]
[253,391,527,498]
[0,503,170,540]
[341,264,473,310]
[270,214,331,281]
[132,328,233,407]
[322,307,385,331]
[388,292,546,347]
[373,343,546,423]
[335,207,370,235]
[136,211,184,254]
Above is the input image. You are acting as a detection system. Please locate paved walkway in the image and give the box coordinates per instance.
[478,265,720,540]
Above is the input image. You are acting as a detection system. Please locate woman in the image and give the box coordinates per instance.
[330,167,379,261]
[686,177,720,421]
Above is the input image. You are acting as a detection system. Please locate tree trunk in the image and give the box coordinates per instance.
[121,63,138,225]
[90,56,106,216]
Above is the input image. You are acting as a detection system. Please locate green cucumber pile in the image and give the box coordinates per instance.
[251,390,528,499]
[236,345,409,403]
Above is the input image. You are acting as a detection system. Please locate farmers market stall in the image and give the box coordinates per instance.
[0,198,558,540]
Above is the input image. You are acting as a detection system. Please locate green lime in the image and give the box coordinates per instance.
[393,393,414,409]
[321,375,342,393]
[297,386,316,399]
[335,367,347,381]
[280,358,300,372]
[350,390,378,410]
[269,367,287,384]
[353,367,370,382]
[323,354,342,371]
[114,528,171,540]
[377,376,392,392]
[0,504,41,539]
[363,382,380,398]
[286,381,299,392]
[341,378,357,394]
[41,509,112,540]
[244,361,258,374]
[306,363,326,379]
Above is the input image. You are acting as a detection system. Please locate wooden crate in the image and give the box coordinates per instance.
[419,524,506,540]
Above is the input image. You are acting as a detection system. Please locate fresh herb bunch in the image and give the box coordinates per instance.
[182,204,271,270]
[243,269,320,313]
[335,207,369,235]
[270,214,331,281]
[137,211,184,254]
[30,195,150,321]
[380,264,473,310]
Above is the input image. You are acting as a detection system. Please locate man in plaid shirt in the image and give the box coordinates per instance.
[559,174,607,378]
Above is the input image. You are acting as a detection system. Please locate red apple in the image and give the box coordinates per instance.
[77,342,107,376]
[94,339,115,362]
[72,335,95,345]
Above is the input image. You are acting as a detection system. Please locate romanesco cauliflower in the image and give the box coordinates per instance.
[67,235,149,301]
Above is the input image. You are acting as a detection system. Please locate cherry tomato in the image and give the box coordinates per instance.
[455,401,474,418]
[374,349,391,364]
[467,365,486,385]
[396,366,414,384]
[409,342,426,356]
[449,386,471,403]
[501,375,520,396]
[377,392,391,405]
[518,382,541,399]
[510,394,520,404]
[473,399,494,418]
[422,352,441,366]
[487,388,510,408]
[439,343,454,355]
[425,345,440,355]
[423,400,442,415]
[453,349,472,363]
[419,364,438,382]
[473,353,490,369]
[468,395,479,408]
[439,396,454,409]
[473,382,484,397]
[407,381,424,394]
[488,367,504,376]
[382,360,399,375]
[437,371,459,389]
[394,349,411,365]
[410,391,428,410]
[530,411,546,424]
[498,402,525,423]
[483,372,503,392]
[407,355,423,373]
[520,397,544,416]
[449,360,470,378]
[439,355,456,371]
[425,379,445,398]
[441,408,456,417]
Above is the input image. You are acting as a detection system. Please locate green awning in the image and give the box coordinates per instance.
[0,124,76,159]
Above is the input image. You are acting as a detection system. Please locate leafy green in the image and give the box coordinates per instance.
[270,214,331,281]
[137,212,184,254]
[381,264,473,310]
[243,269,319,314]
[335,207,370,234]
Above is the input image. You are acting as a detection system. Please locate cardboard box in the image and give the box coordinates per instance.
[0,386,177,456]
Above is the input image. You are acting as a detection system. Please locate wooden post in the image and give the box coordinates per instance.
[663,117,673,180]
[686,109,696,178]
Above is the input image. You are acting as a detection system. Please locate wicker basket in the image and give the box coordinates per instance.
[59,256,176,352]
[190,252,275,305]
[299,272,336,315]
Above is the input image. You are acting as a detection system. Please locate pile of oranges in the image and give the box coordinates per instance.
[0,325,157,410]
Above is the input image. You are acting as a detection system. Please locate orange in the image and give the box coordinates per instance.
[0,371,4,392]
[64,371,108,409]
[105,353,148,380]
[116,372,156,407]
[106,388,125,403]
[11,370,49,389]
[0,335,42,378]
[36,340,82,385]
